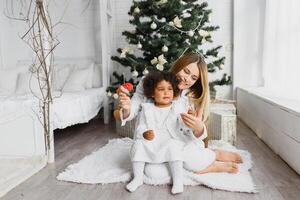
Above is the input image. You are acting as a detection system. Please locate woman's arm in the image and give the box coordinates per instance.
[180,113,206,139]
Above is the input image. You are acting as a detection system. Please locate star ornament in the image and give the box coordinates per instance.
[173,16,182,28]
[198,29,210,37]
[120,47,133,58]
[155,54,167,71]
[151,57,158,65]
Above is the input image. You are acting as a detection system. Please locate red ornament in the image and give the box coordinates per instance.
[122,83,134,92]
[117,82,134,96]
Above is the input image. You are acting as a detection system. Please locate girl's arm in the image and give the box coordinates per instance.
[135,106,154,140]
[117,78,146,125]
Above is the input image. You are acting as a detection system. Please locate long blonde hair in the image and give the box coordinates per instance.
[170,52,210,122]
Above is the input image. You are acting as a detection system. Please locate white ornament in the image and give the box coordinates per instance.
[107,91,112,97]
[156,64,164,71]
[113,93,119,99]
[157,0,168,5]
[134,7,140,14]
[182,12,191,18]
[173,16,182,28]
[162,45,168,52]
[188,30,194,37]
[156,54,167,71]
[150,22,157,29]
[132,70,139,77]
[120,47,133,58]
[198,29,210,37]
[169,21,174,26]
[143,68,149,75]
[185,39,191,45]
[220,64,224,70]
[137,42,142,49]
[208,15,211,22]
[181,0,187,5]
[151,57,158,65]
[120,53,126,58]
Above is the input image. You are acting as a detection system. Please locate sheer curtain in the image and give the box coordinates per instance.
[262,0,300,100]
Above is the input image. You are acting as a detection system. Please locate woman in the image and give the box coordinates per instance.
[115,52,242,174]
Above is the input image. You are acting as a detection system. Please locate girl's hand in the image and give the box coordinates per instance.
[118,92,131,118]
[180,113,204,137]
[143,130,155,141]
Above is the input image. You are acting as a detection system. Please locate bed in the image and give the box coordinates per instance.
[0,58,108,158]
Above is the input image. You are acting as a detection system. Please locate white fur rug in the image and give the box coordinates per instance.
[57,138,256,193]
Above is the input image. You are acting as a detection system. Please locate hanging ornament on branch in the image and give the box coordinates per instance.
[113,93,119,99]
[137,42,142,49]
[143,68,149,75]
[134,7,140,14]
[107,91,112,97]
[132,69,139,77]
[151,22,157,29]
[188,30,194,37]
[162,45,168,52]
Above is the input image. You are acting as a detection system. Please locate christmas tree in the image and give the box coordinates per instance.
[107,0,231,99]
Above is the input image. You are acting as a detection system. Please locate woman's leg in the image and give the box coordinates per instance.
[168,161,183,194]
[214,149,243,163]
[195,161,238,174]
[126,161,145,192]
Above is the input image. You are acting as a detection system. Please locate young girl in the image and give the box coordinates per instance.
[127,71,193,194]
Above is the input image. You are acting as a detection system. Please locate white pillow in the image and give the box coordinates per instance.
[0,69,19,95]
[62,68,90,92]
[15,72,40,95]
[84,63,94,89]
[73,62,94,89]
[93,64,102,88]
[52,65,73,91]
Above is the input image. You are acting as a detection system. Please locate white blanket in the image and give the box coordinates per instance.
[57,138,256,193]
[52,88,105,129]
[0,88,106,130]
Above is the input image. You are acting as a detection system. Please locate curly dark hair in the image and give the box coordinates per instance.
[143,71,180,99]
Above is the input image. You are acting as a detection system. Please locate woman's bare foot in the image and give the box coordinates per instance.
[195,161,238,174]
[214,150,243,163]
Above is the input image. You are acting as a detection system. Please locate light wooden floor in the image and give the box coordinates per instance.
[2,118,300,200]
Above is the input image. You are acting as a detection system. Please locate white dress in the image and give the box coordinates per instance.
[130,104,185,163]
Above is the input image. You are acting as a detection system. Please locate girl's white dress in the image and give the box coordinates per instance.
[130,103,185,163]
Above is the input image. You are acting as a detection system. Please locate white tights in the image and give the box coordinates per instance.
[126,161,183,194]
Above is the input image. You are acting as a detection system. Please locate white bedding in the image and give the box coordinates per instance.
[0,95,39,119]
[52,87,106,129]
[0,87,106,130]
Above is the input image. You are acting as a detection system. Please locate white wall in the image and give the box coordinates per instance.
[208,0,233,99]
[0,28,3,69]
[0,0,101,69]
[233,0,266,97]
[112,0,234,99]
[49,0,101,63]
[0,1,31,69]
